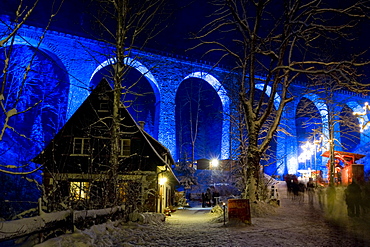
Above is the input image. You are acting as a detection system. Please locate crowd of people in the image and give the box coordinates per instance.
[284,173,370,218]
[284,174,307,202]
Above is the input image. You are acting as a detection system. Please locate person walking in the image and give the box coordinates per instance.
[345,180,362,217]
[307,177,315,205]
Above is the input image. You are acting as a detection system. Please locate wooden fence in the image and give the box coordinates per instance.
[0,205,126,244]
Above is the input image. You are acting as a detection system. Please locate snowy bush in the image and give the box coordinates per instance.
[128,211,165,224]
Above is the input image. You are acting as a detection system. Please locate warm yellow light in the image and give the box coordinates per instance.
[70,181,90,200]
[159,177,167,185]
[210,159,219,168]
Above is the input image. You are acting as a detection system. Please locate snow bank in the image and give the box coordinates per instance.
[34,212,166,247]
[0,210,71,242]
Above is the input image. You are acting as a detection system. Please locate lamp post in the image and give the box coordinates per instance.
[299,142,313,170]
[307,142,314,169]
[210,159,219,168]
[313,135,323,185]
[223,202,226,226]
[298,141,318,180]
[210,159,219,187]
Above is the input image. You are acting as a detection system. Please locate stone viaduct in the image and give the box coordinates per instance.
[1,19,369,177]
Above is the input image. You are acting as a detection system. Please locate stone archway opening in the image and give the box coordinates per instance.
[340,105,361,152]
[90,63,159,139]
[245,88,278,177]
[0,44,70,166]
[0,44,70,205]
[295,97,323,172]
[175,77,223,164]
[184,72,230,160]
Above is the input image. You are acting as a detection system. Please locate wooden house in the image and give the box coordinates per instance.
[33,80,178,213]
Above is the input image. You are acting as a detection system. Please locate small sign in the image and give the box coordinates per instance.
[228,199,251,224]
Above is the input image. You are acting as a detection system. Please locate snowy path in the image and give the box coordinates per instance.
[36,182,370,247]
[154,182,370,247]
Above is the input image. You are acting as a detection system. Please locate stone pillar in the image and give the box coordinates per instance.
[154,64,182,161]
[277,99,299,176]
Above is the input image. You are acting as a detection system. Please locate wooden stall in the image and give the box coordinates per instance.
[321,151,365,185]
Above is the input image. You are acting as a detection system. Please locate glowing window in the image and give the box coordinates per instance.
[117,182,129,202]
[70,181,90,200]
[73,138,90,155]
[120,139,131,157]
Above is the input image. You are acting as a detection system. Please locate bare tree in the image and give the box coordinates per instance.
[297,75,364,186]
[0,0,66,219]
[81,0,168,207]
[176,77,223,165]
[0,0,65,175]
[193,0,370,202]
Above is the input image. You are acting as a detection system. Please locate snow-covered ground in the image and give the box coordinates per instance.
[34,182,370,247]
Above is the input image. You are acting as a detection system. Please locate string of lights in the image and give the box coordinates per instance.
[353,102,370,132]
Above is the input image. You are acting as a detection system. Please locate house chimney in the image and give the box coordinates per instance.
[138,121,145,129]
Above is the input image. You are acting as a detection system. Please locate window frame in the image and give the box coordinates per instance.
[119,139,131,157]
[71,137,90,156]
[70,181,90,200]
[98,102,109,112]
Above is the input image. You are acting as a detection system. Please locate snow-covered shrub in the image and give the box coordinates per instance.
[128,211,165,224]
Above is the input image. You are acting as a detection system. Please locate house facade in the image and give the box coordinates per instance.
[33,80,178,214]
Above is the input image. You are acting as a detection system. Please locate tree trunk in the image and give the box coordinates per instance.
[243,146,261,202]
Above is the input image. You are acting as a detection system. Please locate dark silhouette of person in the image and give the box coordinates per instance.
[292,180,299,197]
[307,177,315,205]
[361,185,370,214]
[205,188,212,207]
[345,180,362,217]
[201,193,206,208]
[284,174,293,195]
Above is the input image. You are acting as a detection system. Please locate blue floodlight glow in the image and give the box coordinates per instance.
[0,16,368,187]
[90,57,160,94]
[90,57,159,138]
[255,83,281,109]
[0,44,69,167]
[175,76,223,162]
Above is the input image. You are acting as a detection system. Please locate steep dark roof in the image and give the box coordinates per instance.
[33,80,177,182]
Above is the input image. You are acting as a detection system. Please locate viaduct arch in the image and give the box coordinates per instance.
[183,72,230,160]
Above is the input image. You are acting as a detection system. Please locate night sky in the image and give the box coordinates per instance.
[0,0,231,62]
[1,0,369,69]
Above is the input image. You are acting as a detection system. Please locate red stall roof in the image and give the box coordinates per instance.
[321,151,365,163]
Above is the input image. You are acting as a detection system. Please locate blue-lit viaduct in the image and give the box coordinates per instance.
[1,20,370,177]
